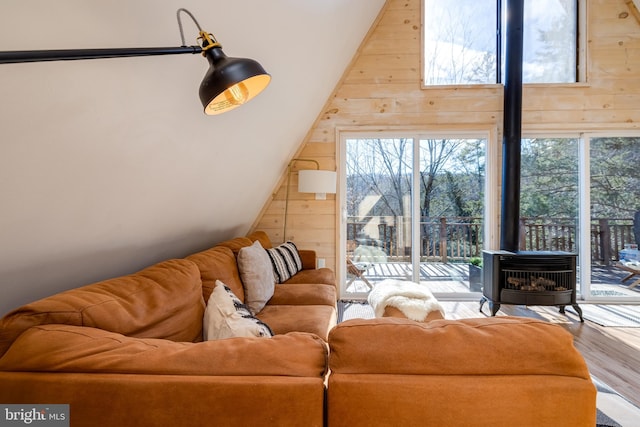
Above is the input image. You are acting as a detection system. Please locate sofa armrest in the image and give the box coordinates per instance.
[329,317,591,379]
[298,250,316,269]
[0,324,328,378]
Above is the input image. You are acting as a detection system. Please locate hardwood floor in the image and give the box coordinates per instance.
[440,301,640,407]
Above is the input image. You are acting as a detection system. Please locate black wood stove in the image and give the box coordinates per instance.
[480,250,583,322]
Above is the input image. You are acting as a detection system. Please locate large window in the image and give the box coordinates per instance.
[519,134,640,302]
[423,0,579,85]
[339,130,640,302]
[587,136,640,300]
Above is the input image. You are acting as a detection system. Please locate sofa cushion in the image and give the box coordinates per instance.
[203,281,273,340]
[283,268,336,287]
[267,242,303,283]
[186,246,245,303]
[268,283,337,307]
[328,317,591,379]
[0,324,327,378]
[237,240,275,313]
[257,305,337,342]
[0,259,205,357]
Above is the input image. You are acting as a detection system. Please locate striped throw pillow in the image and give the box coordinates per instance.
[266,241,303,283]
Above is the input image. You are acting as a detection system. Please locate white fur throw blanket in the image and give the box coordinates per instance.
[367,279,445,321]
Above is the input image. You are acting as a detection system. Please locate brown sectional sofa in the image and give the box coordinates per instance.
[0,231,336,427]
[0,231,596,427]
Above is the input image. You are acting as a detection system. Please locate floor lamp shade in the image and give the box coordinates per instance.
[298,170,337,194]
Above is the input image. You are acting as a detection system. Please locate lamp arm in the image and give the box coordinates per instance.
[0,8,214,64]
[0,46,202,64]
[177,8,203,45]
[177,8,220,54]
[288,158,320,170]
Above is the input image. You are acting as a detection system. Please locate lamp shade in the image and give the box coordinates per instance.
[199,47,271,115]
[298,170,337,194]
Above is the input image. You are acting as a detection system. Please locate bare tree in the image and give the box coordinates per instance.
[419,138,463,217]
[345,137,483,255]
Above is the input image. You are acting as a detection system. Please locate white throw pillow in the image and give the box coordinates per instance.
[266,241,303,283]
[203,280,273,340]
[237,240,275,314]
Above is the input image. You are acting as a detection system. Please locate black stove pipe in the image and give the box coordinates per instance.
[500,0,525,252]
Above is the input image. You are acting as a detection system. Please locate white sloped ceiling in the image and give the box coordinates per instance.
[0,0,385,315]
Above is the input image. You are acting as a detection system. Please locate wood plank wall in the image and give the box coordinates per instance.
[251,0,640,285]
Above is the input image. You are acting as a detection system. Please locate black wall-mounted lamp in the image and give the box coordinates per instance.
[0,8,271,115]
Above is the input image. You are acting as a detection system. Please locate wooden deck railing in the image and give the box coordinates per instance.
[346,216,635,264]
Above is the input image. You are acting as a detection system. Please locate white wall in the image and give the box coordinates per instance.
[0,0,384,316]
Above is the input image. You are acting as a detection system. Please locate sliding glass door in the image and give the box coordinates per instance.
[343,137,414,295]
[417,137,487,293]
[585,135,640,301]
[340,131,490,300]
[520,133,640,302]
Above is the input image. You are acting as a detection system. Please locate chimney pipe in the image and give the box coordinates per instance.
[500,0,525,252]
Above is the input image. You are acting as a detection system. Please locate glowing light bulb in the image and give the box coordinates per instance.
[224,82,249,105]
